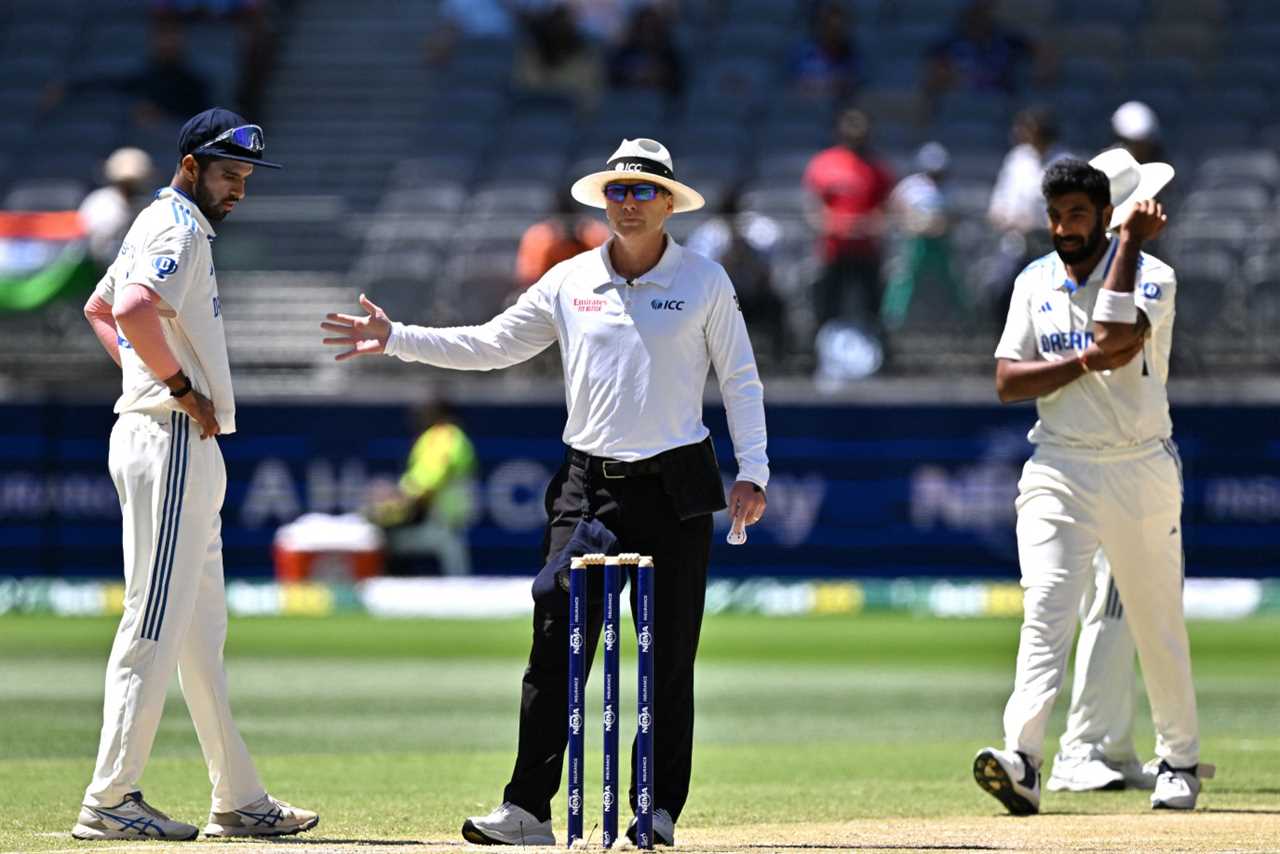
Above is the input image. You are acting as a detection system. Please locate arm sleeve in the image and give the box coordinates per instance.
[113,284,181,380]
[84,290,122,367]
[706,268,769,488]
[994,274,1038,361]
[1133,261,1176,331]
[384,272,558,370]
[133,223,196,313]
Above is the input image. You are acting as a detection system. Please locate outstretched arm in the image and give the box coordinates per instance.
[323,286,558,371]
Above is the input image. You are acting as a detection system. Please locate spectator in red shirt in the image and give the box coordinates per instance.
[513,188,610,290]
[803,107,895,330]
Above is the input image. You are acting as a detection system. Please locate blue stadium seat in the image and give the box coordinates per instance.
[1182,186,1271,216]
[3,178,87,211]
[1196,150,1280,189]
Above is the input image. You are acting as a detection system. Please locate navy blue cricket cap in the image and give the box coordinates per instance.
[178,107,282,169]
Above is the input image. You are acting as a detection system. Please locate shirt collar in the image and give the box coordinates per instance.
[592,234,683,289]
[156,186,217,238]
[1055,236,1118,294]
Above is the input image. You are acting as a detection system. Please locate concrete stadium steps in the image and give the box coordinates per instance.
[219,273,353,366]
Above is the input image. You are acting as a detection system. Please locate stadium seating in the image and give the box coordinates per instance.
[0,0,1277,385]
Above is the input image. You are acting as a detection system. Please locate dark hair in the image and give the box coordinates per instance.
[1041,158,1110,212]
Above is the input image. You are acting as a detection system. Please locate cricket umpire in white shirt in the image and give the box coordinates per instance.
[323,138,769,845]
[76,108,317,841]
[972,152,1211,815]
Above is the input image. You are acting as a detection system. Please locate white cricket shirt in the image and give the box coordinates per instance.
[385,236,769,487]
[94,187,236,433]
[995,238,1177,450]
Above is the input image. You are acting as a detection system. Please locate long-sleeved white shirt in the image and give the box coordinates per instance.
[385,236,769,487]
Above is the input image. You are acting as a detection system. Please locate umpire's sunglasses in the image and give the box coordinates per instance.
[197,124,265,154]
[603,182,667,203]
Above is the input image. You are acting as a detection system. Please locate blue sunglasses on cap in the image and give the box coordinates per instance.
[603,182,668,203]
[196,124,265,155]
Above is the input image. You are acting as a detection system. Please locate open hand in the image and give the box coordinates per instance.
[321,294,393,361]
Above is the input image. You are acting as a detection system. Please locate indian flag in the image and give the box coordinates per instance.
[0,211,98,312]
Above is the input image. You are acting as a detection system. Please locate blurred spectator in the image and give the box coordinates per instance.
[686,187,788,366]
[152,0,280,119]
[881,142,963,331]
[607,6,685,99]
[44,20,211,127]
[988,107,1070,234]
[1110,100,1166,164]
[922,0,1043,100]
[513,3,605,113]
[985,106,1071,316]
[571,0,638,43]
[803,107,895,330]
[424,0,517,66]
[78,148,155,269]
[788,0,863,101]
[514,187,610,290]
[367,397,478,577]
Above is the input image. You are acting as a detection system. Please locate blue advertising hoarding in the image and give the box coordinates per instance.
[1,402,1276,579]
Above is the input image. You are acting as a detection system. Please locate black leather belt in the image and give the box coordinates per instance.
[567,447,665,479]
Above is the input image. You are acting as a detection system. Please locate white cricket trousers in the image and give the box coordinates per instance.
[1059,551,1140,762]
[84,410,265,811]
[1003,439,1199,769]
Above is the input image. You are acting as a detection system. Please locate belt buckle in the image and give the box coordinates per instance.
[601,459,626,479]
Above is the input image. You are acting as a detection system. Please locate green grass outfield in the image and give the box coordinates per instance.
[1,613,1277,851]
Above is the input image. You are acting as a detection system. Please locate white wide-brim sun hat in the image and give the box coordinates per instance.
[570,138,705,214]
[1089,147,1175,231]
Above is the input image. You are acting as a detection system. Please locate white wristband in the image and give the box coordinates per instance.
[1092,289,1137,323]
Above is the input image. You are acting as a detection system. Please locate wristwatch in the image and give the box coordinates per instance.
[166,372,192,399]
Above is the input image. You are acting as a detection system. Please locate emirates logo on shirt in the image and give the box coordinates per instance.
[573,298,606,312]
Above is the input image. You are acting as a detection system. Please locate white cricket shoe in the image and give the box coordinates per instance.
[1046,751,1126,792]
[71,791,198,840]
[1115,757,1158,790]
[461,802,555,846]
[626,808,675,846]
[973,747,1041,815]
[203,793,318,837]
[1151,761,1215,810]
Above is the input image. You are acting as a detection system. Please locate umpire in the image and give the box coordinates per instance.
[322,137,769,845]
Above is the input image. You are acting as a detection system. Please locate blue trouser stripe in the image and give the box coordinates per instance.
[140,413,181,640]
[141,413,187,641]
[150,415,189,640]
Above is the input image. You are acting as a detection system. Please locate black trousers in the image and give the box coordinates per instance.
[502,456,713,823]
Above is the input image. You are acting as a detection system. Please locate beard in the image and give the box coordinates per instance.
[1053,217,1106,265]
[193,170,233,223]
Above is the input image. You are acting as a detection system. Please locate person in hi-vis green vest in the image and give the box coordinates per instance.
[370,397,477,575]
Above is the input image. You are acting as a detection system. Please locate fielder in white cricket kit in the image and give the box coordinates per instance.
[973,152,1212,814]
[1047,550,1155,793]
[75,108,317,841]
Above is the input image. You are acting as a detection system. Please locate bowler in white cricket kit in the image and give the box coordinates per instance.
[972,153,1211,815]
[1047,550,1155,793]
[75,108,317,841]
